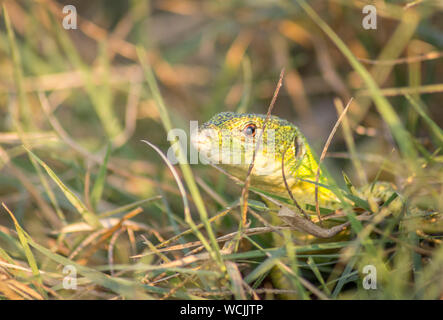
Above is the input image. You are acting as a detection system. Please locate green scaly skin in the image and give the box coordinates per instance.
[192,112,402,297]
[192,112,399,214]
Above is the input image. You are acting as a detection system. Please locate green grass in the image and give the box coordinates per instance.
[0,0,442,300]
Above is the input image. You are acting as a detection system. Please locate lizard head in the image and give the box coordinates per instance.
[191,112,322,195]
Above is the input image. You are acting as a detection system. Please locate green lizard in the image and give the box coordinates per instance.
[189,111,442,298]
[189,111,443,298]
[192,111,402,239]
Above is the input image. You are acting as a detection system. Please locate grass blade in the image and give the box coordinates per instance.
[2,203,46,298]
[296,0,418,162]
[3,4,32,129]
[405,94,443,148]
[137,47,225,272]
[90,142,112,212]
[25,148,102,228]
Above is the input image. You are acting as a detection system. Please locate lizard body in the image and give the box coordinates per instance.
[190,112,438,298]
[192,111,399,223]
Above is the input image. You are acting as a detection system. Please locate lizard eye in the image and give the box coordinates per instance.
[243,123,256,137]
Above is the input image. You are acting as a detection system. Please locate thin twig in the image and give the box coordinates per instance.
[358,51,443,65]
[153,204,239,250]
[113,81,141,148]
[314,97,353,225]
[281,147,310,220]
[133,226,291,257]
[108,228,125,276]
[241,68,285,226]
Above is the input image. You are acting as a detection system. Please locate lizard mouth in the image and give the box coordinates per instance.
[191,128,223,164]
[191,127,283,174]
[191,128,216,151]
